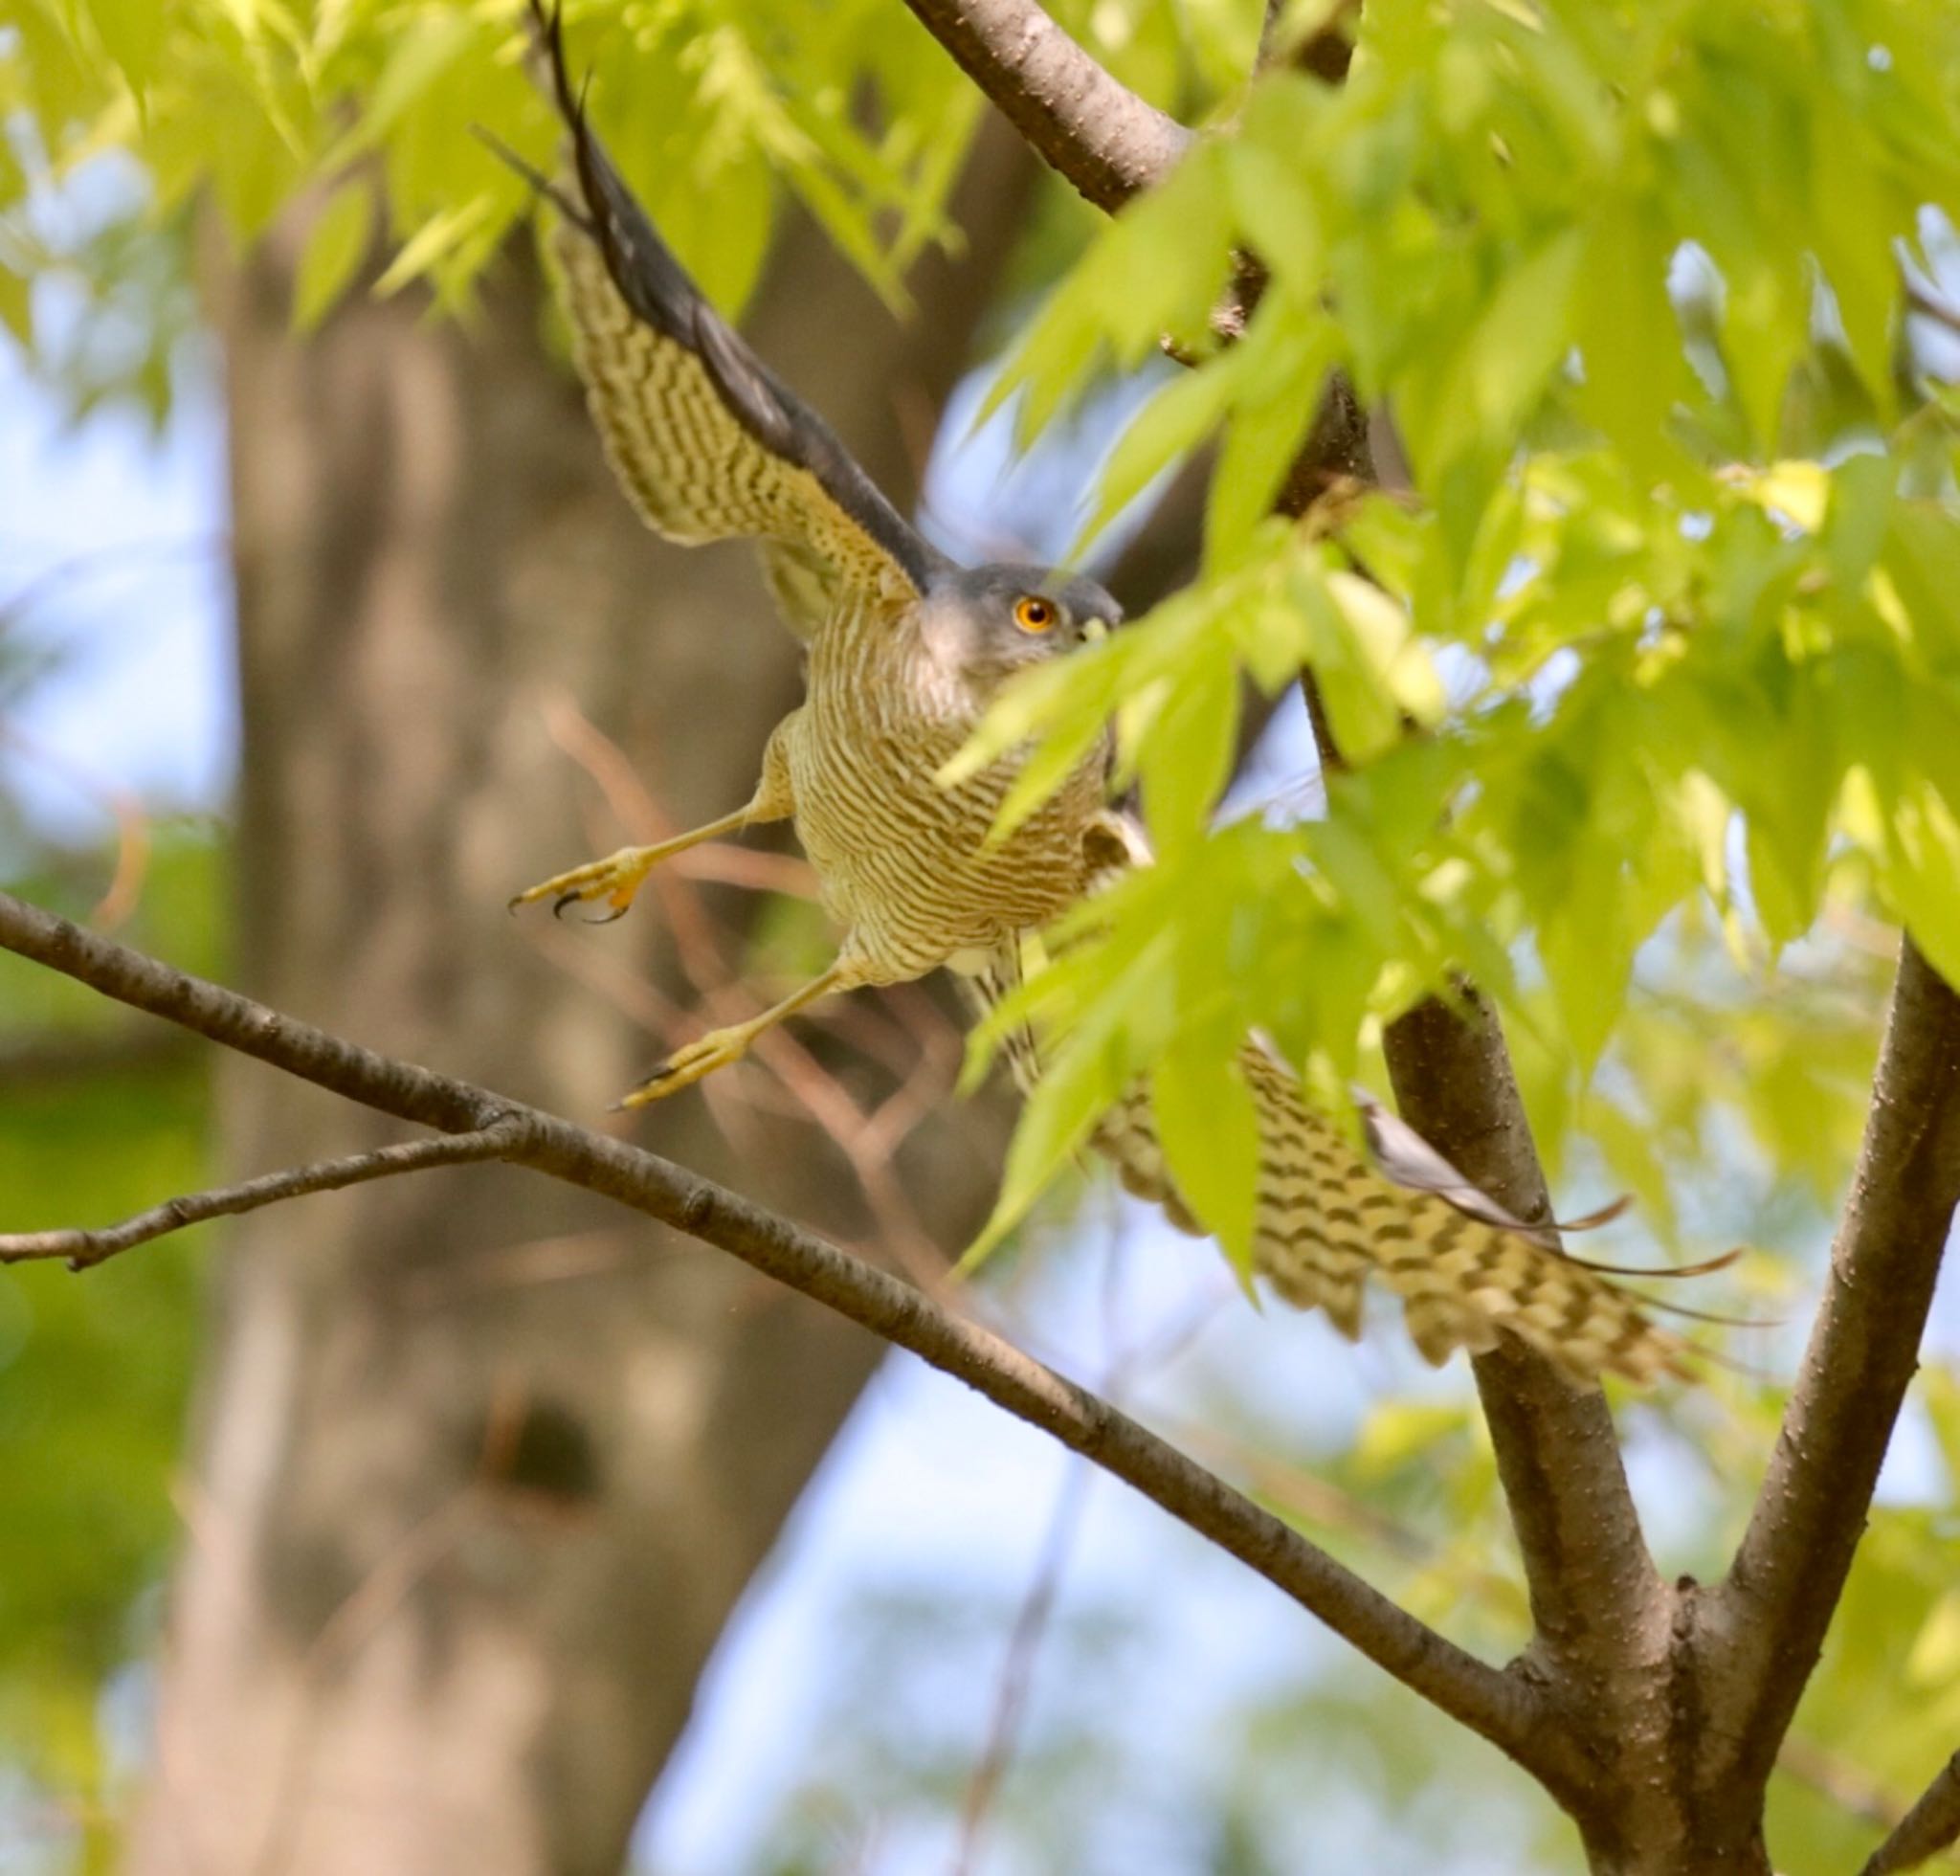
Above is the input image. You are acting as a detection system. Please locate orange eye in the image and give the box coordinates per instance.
[1013,595,1057,633]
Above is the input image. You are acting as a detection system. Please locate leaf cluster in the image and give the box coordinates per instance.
[969,0,1960,1257]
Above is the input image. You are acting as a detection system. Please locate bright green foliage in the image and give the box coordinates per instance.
[969,0,1960,1251]
[7,0,1960,1862]
[0,0,984,355]
[0,0,1255,376]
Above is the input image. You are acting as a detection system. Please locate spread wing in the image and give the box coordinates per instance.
[523,2,941,636]
[963,810,1690,1387]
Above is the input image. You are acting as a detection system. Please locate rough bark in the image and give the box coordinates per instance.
[130,131,1030,1876]
[900,0,1189,211]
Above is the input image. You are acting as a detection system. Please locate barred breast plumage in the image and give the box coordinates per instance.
[789,598,1108,985]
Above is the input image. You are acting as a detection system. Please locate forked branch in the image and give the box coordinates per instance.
[0,889,1572,1786]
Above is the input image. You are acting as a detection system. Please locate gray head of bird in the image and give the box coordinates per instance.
[916,564,1121,695]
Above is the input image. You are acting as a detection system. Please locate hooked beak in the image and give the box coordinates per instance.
[1080,616,1111,644]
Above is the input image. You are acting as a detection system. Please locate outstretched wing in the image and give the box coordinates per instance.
[523,2,941,636]
[967,810,1688,1387]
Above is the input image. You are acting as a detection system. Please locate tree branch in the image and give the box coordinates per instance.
[1253,58,1657,1764]
[1712,938,1960,1792]
[0,1126,523,1269]
[1861,1751,1960,1876]
[0,888,1571,1782]
[902,0,1663,1767]
[898,0,1190,212]
[1384,995,1664,1714]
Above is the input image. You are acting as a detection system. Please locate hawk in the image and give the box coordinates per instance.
[504,5,1686,1386]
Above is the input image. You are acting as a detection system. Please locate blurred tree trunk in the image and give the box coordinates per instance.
[132,133,1031,1876]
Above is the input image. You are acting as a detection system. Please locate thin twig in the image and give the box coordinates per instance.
[538,688,817,897]
[0,717,153,927]
[1777,1735,1902,1835]
[1861,1752,1960,1876]
[953,1458,1093,1874]
[249,1490,479,1876]
[0,888,1568,1783]
[0,532,229,639]
[955,1213,1157,1867]
[0,1123,524,1269]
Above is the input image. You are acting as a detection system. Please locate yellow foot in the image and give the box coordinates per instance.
[616,1025,752,1106]
[508,845,662,922]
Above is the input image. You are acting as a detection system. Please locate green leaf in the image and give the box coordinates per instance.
[373,195,498,299]
[1152,1039,1259,1277]
[1573,200,1685,479]
[88,0,168,95]
[331,11,483,166]
[1138,655,1239,855]
[290,177,374,333]
[1074,363,1232,559]
[1415,229,1584,485]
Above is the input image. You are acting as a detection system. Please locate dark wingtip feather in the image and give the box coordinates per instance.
[520,0,716,346]
[513,0,941,596]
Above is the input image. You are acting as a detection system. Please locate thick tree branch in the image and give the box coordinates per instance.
[0,1125,523,1268]
[1384,994,1665,1791]
[1861,1751,1960,1876]
[903,0,1662,1762]
[0,889,1571,1782]
[898,0,1190,212]
[1712,938,1960,1792]
[1257,116,1655,1768]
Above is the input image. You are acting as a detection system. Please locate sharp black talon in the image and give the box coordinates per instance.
[583,903,629,926]
[506,894,523,915]
[551,891,580,920]
[611,1063,678,1111]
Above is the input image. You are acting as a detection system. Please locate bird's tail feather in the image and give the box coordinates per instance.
[967,938,1684,1386]
[1103,1047,1680,1383]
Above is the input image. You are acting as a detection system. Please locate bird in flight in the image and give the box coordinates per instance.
[503,2,1693,1386]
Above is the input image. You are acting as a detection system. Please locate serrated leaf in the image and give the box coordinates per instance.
[89,0,168,94]
[1416,229,1584,485]
[1074,362,1232,559]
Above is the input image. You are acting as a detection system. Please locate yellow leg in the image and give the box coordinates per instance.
[618,961,854,1106]
[511,803,767,922]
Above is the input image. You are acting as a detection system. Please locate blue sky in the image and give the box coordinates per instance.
[0,317,232,850]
